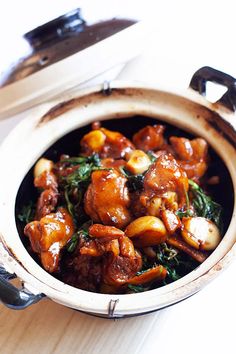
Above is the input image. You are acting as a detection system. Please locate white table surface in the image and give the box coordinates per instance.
[0,1,236,353]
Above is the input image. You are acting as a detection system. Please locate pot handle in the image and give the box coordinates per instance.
[189,66,236,112]
[0,265,44,310]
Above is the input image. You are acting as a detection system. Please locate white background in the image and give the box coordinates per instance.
[0,1,236,353]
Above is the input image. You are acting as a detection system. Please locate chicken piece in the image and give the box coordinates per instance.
[104,239,120,257]
[141,153,189,208]
[169,137,194,160]
[80,238,120,258]
[64,231,140,290]
[80,240,104,257]
[89,224,124,240]
[119,235,136,258]
[34,170,57,190]
[103,249,142,286]
[132,125,165,151]
[84,169,132,229]
[170,137,208,180]
[177,160,207,180]
[80,226,123,258]
[143,153,189,197]
[80,127,134,159]
[191,138,208,160]
[81,233,134,258]
[81,231,142,286]
[170,137,207,160]
[100,237,141,292]
[62,253,103,292]
[35,189,58,221]
[34,170,59,220]
[24,208,74,273]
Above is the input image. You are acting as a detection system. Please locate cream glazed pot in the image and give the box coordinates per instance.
[0,66,236,318]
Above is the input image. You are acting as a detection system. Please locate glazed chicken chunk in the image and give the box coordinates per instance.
[34,168,58,220]
[81,126,134,159]
[140,152,189,213]
[24,208,74,273]
[84,169,132,229]
[132,125,165,151]
[170,137,208,180]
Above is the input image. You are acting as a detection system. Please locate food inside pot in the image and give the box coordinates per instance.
[16,117,232,294]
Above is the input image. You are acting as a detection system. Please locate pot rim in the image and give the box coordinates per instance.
[0,81,235,317]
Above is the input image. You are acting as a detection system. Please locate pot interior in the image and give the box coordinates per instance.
[15,115,234,288]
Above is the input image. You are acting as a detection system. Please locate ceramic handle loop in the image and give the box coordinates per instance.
[190,66,236,112]
[0,266,44,310]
